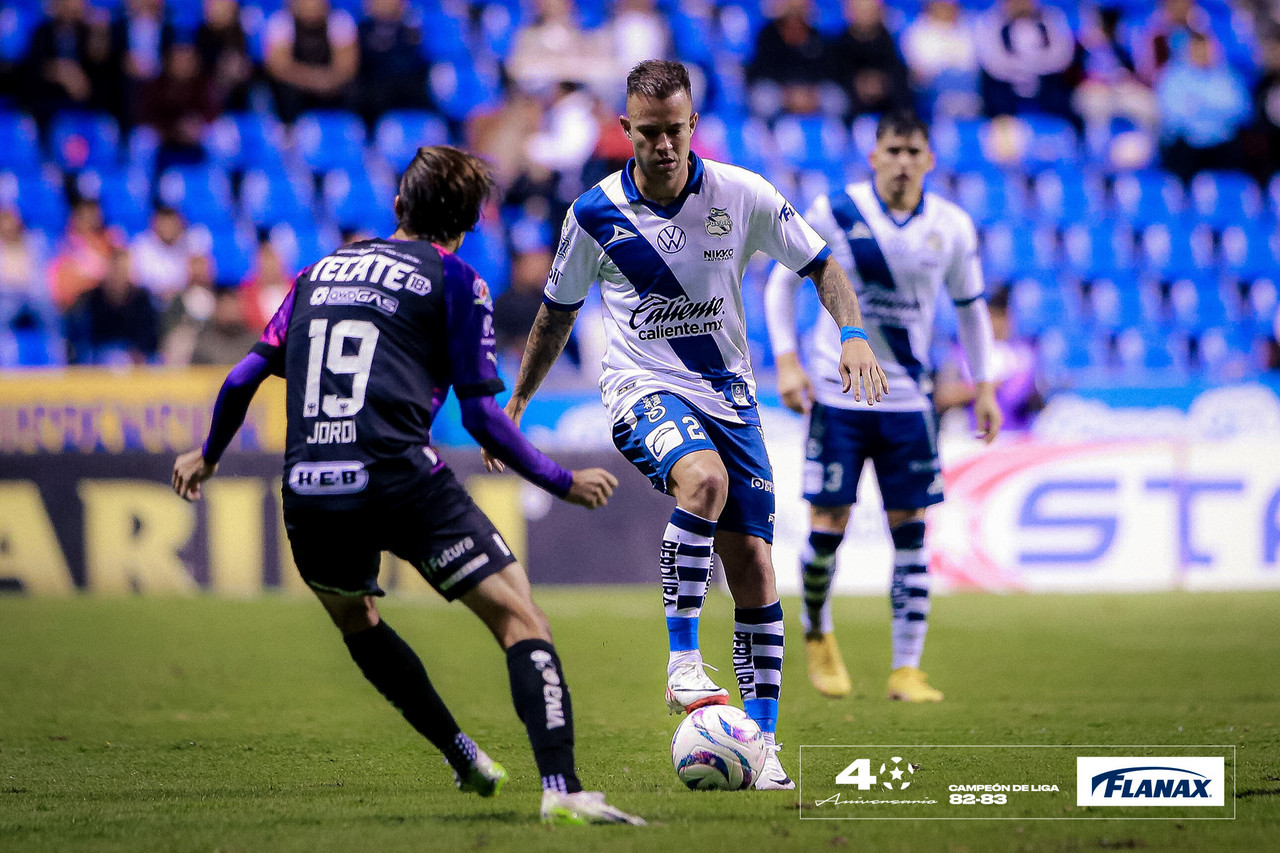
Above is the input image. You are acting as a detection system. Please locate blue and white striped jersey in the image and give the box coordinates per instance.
[545,153,830,425]
[766,181,989,413]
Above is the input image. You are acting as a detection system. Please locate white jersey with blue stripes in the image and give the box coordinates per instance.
[545,153,830,424]
[773,181,985,413]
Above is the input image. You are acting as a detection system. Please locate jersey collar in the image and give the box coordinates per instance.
[871,180,926,228]
[622,152,706,220]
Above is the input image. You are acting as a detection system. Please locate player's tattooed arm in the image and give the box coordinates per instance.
[810,257,889,403]
[507,304,579,423]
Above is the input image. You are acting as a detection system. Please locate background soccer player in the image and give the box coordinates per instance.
[763,110,1001,703]
[486,59,886,790]
[171,146,643,827]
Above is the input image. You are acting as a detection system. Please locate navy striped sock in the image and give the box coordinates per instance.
[800,530,844,635]
[662,508,716,653]
[889,520,931,669]
[733,601,785,734]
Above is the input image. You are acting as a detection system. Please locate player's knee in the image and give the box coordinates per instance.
[682,466,729,516]
[321,594,380,635]
[501,599,552,647]
[812,505,850,532]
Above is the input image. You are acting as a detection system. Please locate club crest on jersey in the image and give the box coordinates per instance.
[730,382,749,407]
[705,207,732,237]
[473,278,492,308]
[657,225,686,254]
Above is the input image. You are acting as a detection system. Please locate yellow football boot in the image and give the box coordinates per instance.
[887,666,944,702]
[804,632,852,698]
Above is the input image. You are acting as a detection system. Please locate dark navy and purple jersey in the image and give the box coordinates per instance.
[236,238,564,509]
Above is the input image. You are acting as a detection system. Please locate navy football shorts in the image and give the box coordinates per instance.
[612,391,776,542]
[284,466,516,601]
[802,402,944,510]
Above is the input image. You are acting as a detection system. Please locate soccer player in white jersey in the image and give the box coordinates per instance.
[486,60,886,790]
[763,110,1001,702]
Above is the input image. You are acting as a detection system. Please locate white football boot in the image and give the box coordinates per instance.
[540,790,647,826]
[665,653,730,714]
[753,742,796,790]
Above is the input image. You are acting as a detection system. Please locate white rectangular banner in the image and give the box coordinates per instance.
[1076,757,1226,807]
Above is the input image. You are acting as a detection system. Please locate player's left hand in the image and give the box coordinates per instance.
[973,383,1002,444]
[172,448,217,502]
[839,338,888,405]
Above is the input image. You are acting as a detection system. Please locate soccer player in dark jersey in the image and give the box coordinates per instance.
[171,146,644,827]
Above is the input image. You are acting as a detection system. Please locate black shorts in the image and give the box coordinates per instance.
[283,467,516,602]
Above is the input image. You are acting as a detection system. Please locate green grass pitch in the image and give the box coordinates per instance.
[1,589,1277,852]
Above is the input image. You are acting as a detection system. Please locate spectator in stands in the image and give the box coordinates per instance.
[507,0,612,94]
[935,287,1043,433]
[353,0,430,127]
[0,209,55,334]
[130,205,198,306]
[264,0,359,123]
[1134,0,1212,86]
[1156,31,1250,184]
[492,220,578,365]
[610,0,673,77]
[48,198,114,312]
[746,0,830,117]
[110,0,176,125]
[827,0,913,119]
[901,1,979,120]
[1073,5,1159,145]
[139,42,220,171]
[974,0,1078,120]
[1251,28,1280,181]
[66,245,159,365]
[526,82,601,195]
[190,285,259,365]
[21,0,116,127]
[239,236,292,329]
[159,252,216,362]
[195,0,255,112]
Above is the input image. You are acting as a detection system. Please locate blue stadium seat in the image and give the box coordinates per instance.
[1218,223,1277,279]
[1112,170,1186,227]
[1081,276,1144,332]
[193,223,255,284]
[716,1,765,60]
[1036,325,1098,374]
[772,115,845,172]
[49,112,121,171]
[953,169,1027,226]
[980,222,1056,279]
[421,7,473,63]
[0,111,41,171]
[1164,276,1228,332]
[0,169,67,234]
[1195,325,1256,378]
[76,167,152,234]
[1008,276,1074,336]
[321,169,396,234]
[1112,326,1187,376]
[268,221,339,272]
[1062,221,1135,277]
[1020,114,1080,169]
[931,118,986,172]
[1190,171,1263,229]
[1030,168,1100,226]
[476,1,519,61]
[1242,277,1278,326]
[157,164,235,228]
[293,111,367,174]
[668,5,715,67]
[204,112,287,171]
[453,220,508,295]
[373,110,449,171]
[1137,221,1213,278]
[0,4,40,65]
[693,113,772,174]
[239,167,314,228]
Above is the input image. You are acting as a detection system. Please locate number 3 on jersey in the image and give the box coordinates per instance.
[303,318,380,418]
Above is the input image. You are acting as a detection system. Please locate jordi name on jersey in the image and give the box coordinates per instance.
[305,419,357,445]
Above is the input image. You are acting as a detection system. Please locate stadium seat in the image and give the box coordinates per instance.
[204,112,287,171]
[373,110,449,171]
[953,169,1027,226]
[1195,325,1256,378]
[931,118,986,171]
[1008,275,1074,336]
[1189,171,1263,229]
[980,222,1056,279]
[1081,276,1144,332]
[428,59,500,122]
[1112,170,1186,227]
[693,113,772,174]
[453,220,509,295]
[1112,326,1186,376]
[1019,114,1081,169]
[716,1,765,60]
[420,7,473,63]
[1244,277,1278,326]
[1036,325,1098,375]
[268,220,340,273]
[76,167,153,235]
[1219,223,1277,279]
[49,112,121,171]
[157,164,235,228]
[0,111,41,171]
[239,167,315,228]
[476,1,519,61]
[1137,221,1213,278]
[321,168,396,234]
[1164,276,1228,332]
[192,222,255,284]
[0,169,68,234]
[0,4,39,66]
[1062,221,1136,277]
[772,115,845,172]
[1030,168,1101,226]
[293,111,368,174]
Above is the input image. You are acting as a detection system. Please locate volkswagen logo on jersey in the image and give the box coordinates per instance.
[657,225,686,254]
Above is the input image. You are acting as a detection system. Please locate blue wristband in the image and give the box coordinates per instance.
[840,325,868,343]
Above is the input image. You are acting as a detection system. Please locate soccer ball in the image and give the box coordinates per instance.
[670,705,767,790]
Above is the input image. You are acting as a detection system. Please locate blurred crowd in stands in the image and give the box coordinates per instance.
[1,0,1279,410]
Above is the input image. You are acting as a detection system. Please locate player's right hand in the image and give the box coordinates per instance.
[172,448,217,502]
[565,468,618,509]
[775,352,814,415]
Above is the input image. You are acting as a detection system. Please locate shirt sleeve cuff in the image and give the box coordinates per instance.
[796,245,832,279]
[454,378,507,399]
[543,294,585,312]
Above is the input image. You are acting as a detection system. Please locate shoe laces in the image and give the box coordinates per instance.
[670,658,721,686]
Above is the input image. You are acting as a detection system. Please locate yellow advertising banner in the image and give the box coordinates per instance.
[0,367,286,454]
